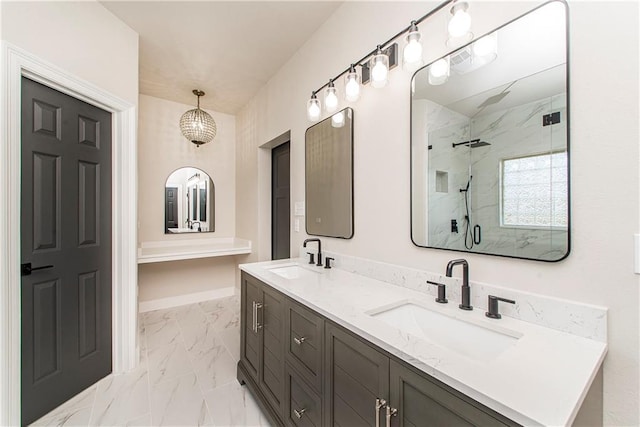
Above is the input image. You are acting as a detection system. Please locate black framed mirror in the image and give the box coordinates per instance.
[164,167,215,233]
[411,1,569,261]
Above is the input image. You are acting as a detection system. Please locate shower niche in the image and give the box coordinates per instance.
[410,0,569,262]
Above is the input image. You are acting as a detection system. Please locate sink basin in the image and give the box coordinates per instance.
[267,263,319,279]
[369,302,521,361]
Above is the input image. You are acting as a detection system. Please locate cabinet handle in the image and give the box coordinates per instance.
[386,405,398,427]
[255,302,263,330]
[252,301,257,333]
[375,398,386,427]
[293,408,306,419]
[293,336,306,346]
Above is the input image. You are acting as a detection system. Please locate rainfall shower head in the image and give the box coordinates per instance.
[452,139,491,149]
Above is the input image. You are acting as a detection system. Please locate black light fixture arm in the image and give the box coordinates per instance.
[310,0,454,95]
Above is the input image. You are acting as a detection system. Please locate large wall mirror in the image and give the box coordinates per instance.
[305,107,354,239]
[411,1,569,261]
[165,167,215,234]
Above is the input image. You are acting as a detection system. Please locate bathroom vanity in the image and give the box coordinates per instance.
[237,259,606,427]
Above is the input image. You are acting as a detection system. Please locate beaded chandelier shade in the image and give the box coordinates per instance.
[179,90,217,147]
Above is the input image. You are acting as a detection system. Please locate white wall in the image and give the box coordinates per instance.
[1,1,138,106]
[138,94,237,301]
[236,1,639,425]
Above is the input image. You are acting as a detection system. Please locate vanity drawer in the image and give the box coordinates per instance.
[285,299,324,391]
[285,364,322,427]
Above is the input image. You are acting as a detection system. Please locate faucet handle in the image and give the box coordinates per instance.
[306,252,315,264]
[485,295,516,319]
[324,257,335,269]
[426,281,448,304]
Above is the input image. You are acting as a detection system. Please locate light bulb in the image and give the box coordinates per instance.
[403,22,424,72]
[344,65,360,102]
[428,58,449,85]
[473,32,497,57]
[324,80,338,113]
[370,46,389,88]
[307,93,320,122]
[331,111,345,128]
[448,2,471,38]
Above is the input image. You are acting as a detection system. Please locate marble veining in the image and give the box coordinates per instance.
[29,295,269,427]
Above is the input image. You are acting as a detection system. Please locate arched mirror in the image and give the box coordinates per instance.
[164,167,215,234]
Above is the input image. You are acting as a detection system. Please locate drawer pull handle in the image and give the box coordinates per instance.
[375,398,386,427]
[255,302,263,331]
[293,408,306,419]
[386,405,398,427]
[293,336,306,346]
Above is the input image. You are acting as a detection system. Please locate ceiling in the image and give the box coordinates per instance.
[101,1,342,114]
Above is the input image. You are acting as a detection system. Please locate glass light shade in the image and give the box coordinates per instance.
[370,51,389,88]
[324,84,338,113]
[448,3,472,38]
[403,27,424,72]
[179,108,217,147]
[428,58,449,85]
[331,111,345,128]
[344,69,360,102]
[307,95,321,122]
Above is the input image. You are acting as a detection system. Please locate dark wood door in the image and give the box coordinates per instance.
[389,360,516,427]
[165,186,178,230]
[272,142,290,260]
[325,322,390,427]
[20,77,112,425]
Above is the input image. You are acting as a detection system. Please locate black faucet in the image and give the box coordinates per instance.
[446,259,472,311]
[191,221,201,232]
[303,238,322,267]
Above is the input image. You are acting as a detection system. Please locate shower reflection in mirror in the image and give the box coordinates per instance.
[411,0,569,262]
[164,167,215,234]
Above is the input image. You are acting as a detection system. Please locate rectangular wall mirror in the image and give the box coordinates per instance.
[305,107,354,239]
[411,1,569,261]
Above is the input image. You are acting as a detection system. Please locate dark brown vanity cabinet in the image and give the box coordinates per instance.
[238,272,519,427]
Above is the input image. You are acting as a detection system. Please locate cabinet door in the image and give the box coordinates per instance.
[259,284,286,417]
[240,273,261,382]
[285,299,324,392]
[389,360,518,427]
[325,322,389,427]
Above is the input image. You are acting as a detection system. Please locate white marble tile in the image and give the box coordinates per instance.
[30,382,98,426]
[145,319,182,351]
[191,344,237,393]
[219,325,241,362]
[124,413,152,426]
[204,381,271,427]
[147,342,193,387]
[30,405,93,427]
[143,308,177,326]
[89,363,149,426]
[204,299,240,332]
[150,373,212,426]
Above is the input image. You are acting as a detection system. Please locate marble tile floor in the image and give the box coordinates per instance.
[30,295,272,427]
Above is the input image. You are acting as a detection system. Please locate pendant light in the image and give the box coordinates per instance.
[324,79,339,113]
[403,21,424,72]
[370,45,389,88]
[307,92,321,122]
[344,64,361,102]
[179,90,217,147]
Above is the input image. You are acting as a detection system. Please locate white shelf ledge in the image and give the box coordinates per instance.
[137,237,251,264]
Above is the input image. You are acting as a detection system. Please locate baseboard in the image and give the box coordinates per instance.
[138,286,236,313]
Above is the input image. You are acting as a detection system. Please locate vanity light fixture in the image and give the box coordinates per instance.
[331,111,345,128]
[179,89,217,147]
[324,80,339,113]
[428,57,450,85]
[304,0,467,121]
[344,64,361,102]
[307,91,321,122]
[403,21,424,72]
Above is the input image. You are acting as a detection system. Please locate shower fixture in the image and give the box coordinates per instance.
[452,138,491,148]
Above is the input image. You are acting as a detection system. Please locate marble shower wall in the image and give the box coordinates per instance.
[427,94,568,260]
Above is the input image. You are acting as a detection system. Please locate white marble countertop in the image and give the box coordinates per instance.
[240,259,607,427]
[138,237,251,264]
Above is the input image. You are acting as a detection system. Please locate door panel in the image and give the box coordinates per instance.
[272,142,290,260]
[260,285,285,415]
[165,187,178,230]
[21,77,112,425]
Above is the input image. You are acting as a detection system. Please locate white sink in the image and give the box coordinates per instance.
[267,263,320,279]
[369,302,521,361]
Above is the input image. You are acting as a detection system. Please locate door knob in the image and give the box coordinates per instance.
[21,263,54,276]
